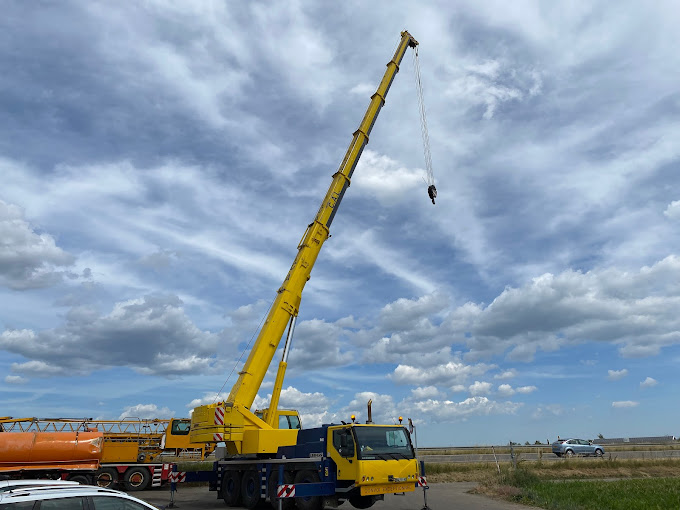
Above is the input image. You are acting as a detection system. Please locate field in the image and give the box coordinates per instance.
[174,454,680,508]
[425,458,680,509]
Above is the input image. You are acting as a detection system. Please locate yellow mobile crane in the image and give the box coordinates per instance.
[187,31,431,509]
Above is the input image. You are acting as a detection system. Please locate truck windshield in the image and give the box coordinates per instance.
[353,426,414,460]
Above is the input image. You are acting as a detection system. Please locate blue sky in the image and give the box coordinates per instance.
[1,1,679,446]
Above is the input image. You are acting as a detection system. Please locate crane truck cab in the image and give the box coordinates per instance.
[275,423,420,509]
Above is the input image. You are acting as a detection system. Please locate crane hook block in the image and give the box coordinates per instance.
[427,184,437,205]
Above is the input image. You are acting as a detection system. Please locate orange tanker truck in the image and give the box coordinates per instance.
[0,430,103,484]
[0,417,213,490]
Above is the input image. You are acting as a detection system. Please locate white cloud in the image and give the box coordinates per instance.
[2,295,220,377]
[516,386,537,394]
[469,380,492,396]
[532,404,564,419]
[497,384,515,397]
[494,369,518,380]
[414,396,522,421]
[352,150,423,205]
[456,257,680,361]
[640,377,658,389]
[391,359,494,386]
[288,319,355,369]
[607,369,628,381]
[410,386,441,400]
[612,401,639,408]
[342,392,399,426]
[664,200,680,220]
[0,200,75,289]
[4,375,28,384]
[119,403,174,420]
[186,393,223,409]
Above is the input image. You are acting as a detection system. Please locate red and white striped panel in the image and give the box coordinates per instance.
[417,476,428,487]
[162,464,172,478]
[168,472,187,484]
[214,407,225,425]
[277,484,296,498]
[213,433,223,441]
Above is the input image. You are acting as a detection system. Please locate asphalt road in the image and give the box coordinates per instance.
[134,483,533,510]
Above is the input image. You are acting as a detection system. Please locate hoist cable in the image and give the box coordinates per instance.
[413,47,434,187]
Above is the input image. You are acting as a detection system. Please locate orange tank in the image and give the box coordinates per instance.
[0,431,103,472]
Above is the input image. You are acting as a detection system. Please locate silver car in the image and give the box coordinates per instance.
[552,438,605,457]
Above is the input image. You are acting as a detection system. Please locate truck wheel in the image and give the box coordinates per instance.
[349,495,375,509]
[293,470,322,510]
[268,470,294,510]
[240,470,260,509]
[67,474,91,485]
[96,468,119,489]
[124,467,150,491]
[221,470,242,507]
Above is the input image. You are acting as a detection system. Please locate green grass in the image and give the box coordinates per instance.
[517,478,680,510]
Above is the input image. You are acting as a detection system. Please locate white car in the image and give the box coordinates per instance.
[0,484,161,509]
[0,480,80,493]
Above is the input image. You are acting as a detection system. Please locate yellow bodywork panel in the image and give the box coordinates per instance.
[100,441,140,463]
[191,402,298,455]
[243,429,298,455]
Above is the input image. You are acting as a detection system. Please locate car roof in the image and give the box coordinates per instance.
[0,479,80,492]
[0,485,159,508]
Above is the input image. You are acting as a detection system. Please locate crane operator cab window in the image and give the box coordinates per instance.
[170,419,191,435]
[279,414,301,430]
[332,428,356,458]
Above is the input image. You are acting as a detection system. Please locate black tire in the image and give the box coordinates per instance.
[554,453,562,458]
[95,467,119,488]
[293,469,322,510]
[221,470,242,507]
[565,449,574,458]
[123,467,150,491]
[595,449,603,457]
[349,495,376,509]
[241,470,260,509]
[66,474,91,485]
[268,470,294,510]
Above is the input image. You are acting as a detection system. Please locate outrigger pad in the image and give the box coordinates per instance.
[427,184,437,204]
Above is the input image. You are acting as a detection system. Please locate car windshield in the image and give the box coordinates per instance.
[353,426,414,460]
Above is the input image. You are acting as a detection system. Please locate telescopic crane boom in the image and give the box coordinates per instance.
[190,31,420,456]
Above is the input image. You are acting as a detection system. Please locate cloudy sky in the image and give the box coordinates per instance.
[2,1,679,446]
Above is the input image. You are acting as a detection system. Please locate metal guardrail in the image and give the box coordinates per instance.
[417,439,679,454]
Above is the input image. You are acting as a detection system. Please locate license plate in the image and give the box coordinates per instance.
[360,482,414,496]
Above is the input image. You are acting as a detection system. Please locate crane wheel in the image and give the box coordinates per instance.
[268,470,294,510]
[241,470,260,509]
[293,470,322,510]
[349,495,376,509]
[221,470,242,507]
